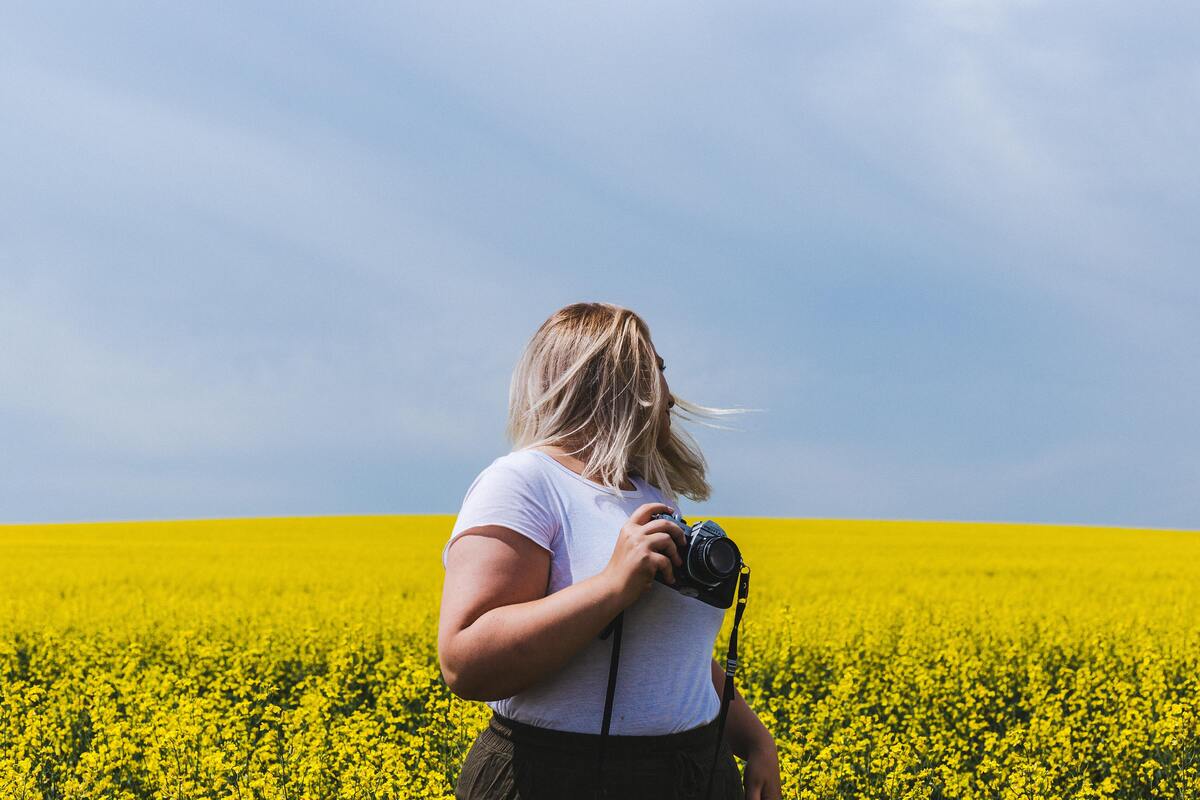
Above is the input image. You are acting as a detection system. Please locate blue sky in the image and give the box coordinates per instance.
[1,3,1197,528]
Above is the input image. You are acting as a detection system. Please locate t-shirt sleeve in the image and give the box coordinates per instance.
[442,461,559,569]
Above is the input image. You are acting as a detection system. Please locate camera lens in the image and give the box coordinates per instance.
[705,538,738,576]
[690,536,740,586]
[705,538,739,577]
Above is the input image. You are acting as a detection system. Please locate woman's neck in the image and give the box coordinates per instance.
[534,445,637,491]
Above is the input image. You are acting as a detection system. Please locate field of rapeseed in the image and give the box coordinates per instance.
[2,515,1198,799]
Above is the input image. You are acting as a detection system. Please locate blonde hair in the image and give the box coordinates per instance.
[506,302,757,504]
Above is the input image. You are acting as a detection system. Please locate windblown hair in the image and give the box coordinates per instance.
[506,302,756,504]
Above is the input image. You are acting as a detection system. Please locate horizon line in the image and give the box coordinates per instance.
[0,513,1195,534]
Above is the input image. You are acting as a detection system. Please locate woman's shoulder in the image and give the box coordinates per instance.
[492,447,546,474]
[469,448,551,492]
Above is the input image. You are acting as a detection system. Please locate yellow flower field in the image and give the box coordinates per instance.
[2,516,1198,799]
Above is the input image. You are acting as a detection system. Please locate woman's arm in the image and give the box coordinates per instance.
[709,657,775,759]
[438,526,626,701]
[439,501,682,702]
[711,657,783,799]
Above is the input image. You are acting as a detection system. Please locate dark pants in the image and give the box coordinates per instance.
[454,710,745,800]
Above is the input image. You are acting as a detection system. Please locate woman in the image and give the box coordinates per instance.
[438,302,782,800]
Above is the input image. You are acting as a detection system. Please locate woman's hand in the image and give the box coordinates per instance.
[599,502,687,608]
[742,735,783,800]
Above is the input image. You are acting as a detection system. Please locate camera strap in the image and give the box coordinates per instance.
[703,566,750,800]
[595,609,623,796]
[594,565,750,800]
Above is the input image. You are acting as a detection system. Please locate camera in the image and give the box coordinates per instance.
[650,511,743,608]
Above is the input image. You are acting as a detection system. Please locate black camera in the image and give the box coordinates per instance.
[650,511,743,609]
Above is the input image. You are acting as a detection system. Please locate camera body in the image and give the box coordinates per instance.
[650,511,743,609]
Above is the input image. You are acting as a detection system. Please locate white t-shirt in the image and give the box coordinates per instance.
[441,446,726,735]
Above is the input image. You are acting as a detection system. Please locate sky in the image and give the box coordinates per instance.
[1,2,1197,529]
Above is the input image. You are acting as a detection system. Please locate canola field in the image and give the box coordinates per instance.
[2,515,1199,799]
